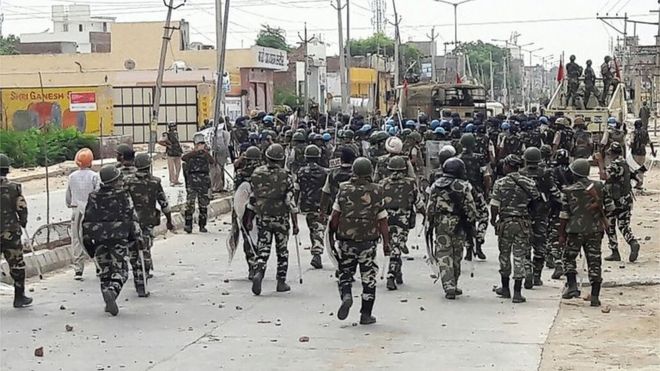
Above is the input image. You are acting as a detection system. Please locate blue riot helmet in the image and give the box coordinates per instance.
[464,123,475,133]
[405,120,416,129]
[431,120,441,130]
[501,122,511,130]
[434,127,446,135]
[322,132,332,142]
[539,116,548,125]
[387,126,398,136]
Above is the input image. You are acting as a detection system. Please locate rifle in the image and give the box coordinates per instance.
[585,183,610,230]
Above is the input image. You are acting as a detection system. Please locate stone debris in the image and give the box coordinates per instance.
[34,347,44,357]
[65,325,74,332]
[601,306,611,314]
[298,336,310,342]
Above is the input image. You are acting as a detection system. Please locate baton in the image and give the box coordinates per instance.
[294,234,303,284]
[23,227,43,280]
[139,250,149,294]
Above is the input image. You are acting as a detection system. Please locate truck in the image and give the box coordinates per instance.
[398,82,488,120]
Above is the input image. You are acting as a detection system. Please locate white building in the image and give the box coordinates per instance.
[20,4,115,53]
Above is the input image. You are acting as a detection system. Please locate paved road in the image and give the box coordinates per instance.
[0,213,562,371]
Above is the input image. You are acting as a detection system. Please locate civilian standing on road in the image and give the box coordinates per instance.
[65,148,100,280]
[158,121,184,187]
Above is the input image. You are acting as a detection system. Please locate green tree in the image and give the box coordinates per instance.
[274,87,300,108]
[347,33,422,78]
[255,25,291,51]
[0,35,20,55]
[456,41,512,95]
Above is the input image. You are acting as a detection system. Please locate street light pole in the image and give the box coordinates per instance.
[435,0,476,47]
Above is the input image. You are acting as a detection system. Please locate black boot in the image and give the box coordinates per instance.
[251,269,263,296]
[604,249,621,261]
[546,259,555,269]
[465,246,473,261]
[199,225,208,233]
[562,273,581,299]
[590,282,601,307]
[276,279,291,292]
[551,263,564,280]
[386,277,397,291]
[184,219,193,234]
[337,292,353,320]
[475,242,486,260]
[629,241,640,263]
[247,266,255,281]
[102,289,119,316]
[359,299,376,325]
[310,254,323,269]
[445,288,456,300]
[495,276,511,298]
[136,284,150,298]
[524,267,534,290]
[512,279,526,303]
[395,270,403,285]
[533,267,544,286]
[198,214,208,233]
[13,286,33,308]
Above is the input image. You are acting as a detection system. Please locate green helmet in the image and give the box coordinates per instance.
[304,144,321,158]
[569,159,590,178]
[443,157,466,178]
[292,132,306,142]
[99,165,122,184]
[459,133,476,148]
[265,143,285,161]
[244,146,262,160]
[608,142,623,155]
[342,129,354,140]
[504,154,523,168]
[284,130,293,139]
[409,131,422,143]
[193,133,206,145]
[352,157,373,177]
[134,153,152,170]
[387,156,407,171]
[368,130,388,144]
[0,153,10,169]
[540,144,552,159]
[116,143,133,156]
[523,147,542,164]
[438,145,456,165]
[401,128,412,138]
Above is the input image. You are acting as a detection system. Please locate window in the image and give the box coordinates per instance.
[62,23,68,32]
[102,22,107,32]
[78,24,83,32]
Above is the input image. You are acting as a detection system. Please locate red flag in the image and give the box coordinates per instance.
[456,72,462,84]
[613,57,621,79]
[556,56,565,82]
[403,79,409,97]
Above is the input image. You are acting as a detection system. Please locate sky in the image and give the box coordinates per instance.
[2,0,658,68]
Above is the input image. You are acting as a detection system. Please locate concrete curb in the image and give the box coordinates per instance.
[0,195,232,284]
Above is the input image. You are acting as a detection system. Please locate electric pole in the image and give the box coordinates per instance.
[346,0,351,104]
[489,50,494,100]
[213,0,230,127]
[391,0,401,87]
[333,0,348,112]
[299,23,315,115]
[427,27,437,81]
[150,0,185,154]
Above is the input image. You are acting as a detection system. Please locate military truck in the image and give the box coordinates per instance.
[398,82,488,120]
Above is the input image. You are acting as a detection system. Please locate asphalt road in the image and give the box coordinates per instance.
[0,212,563,371]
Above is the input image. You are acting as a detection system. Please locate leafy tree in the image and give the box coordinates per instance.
[0,35,20,55]
[274,87,300,108]
[255,25,291,51]
[347,33,422,78]
[456,41,512,94]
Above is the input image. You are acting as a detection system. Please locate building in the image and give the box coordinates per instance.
[19,4,115,53]
[273,40,328,111]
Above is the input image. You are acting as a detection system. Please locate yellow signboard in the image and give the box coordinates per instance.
[0,85,113,135]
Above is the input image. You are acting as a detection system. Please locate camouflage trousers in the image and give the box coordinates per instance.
[564,232,603,284]
[95,242,129,297]
[184,187,210,227]
[547,214,563,266]
[255,215,290,280]
[526,216,548,277]
[0,230,26,289]
[140,225,154,272]
[434,231,465,293]
[241,228,257,271]
[496,217,531,279]
[386,209,411,280]
[466,193,488,251]
[304,211,326,256]
[128,241,147,289]
[606,206,638,251]
[337,240,378,311]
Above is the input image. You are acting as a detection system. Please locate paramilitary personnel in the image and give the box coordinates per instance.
[603,142,641,262]
[546,149,572,279]
[426,158,477,299]
[559,159,614,307]
[565,55,583,107]
[182,133,214,234]
[233,146,263,278]
[124,153,175,283]
[296,144,329,269]
[0,153,33,308]
[320,148,356,217]
[246,143,299,296]
[380,156,423,291]
[490,155,540,304]
[329,157,390,325]
[83,165,144,316]
[115,144,137,177]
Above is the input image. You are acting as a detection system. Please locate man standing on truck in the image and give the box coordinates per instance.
[565,55,583,108]
[639,101,651,131]
[583,60,599,109]
[600,56,618,106]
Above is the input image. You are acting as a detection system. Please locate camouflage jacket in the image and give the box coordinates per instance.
[249,163,296,217]
[124,171,171,227]
[458,152,488,192]
[605,156,632,202]
[373,154,415,183]
[117,163,137,178]
[475,133,491,160]
[334,176,387,242]
[82,184,142,244]
[426,174,477,234]
[519,165,562,215]
[322,164,353,213]
[560,177,614,234]
[286,143,307,175]
[234,159,261,190]
[0,177,27,232]
[490,172,540,218]
[296,162,329,213]
[164,130,183,157]
[380,172,418,211]
[182,150,213,189]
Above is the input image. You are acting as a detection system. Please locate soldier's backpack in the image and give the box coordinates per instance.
[297,165,328,213]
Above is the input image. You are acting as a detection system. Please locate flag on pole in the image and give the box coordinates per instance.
[556,54,565,82]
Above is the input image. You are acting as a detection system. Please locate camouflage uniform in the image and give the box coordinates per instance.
[182,149,213,231]
[373,154,415,183]
[286,142,307,177]
[296,162,329,256]
[321,163,353,215]
[83,181,143,302]
[234,157,262,271]
[124,170,171,274]
[491,173,540,280]
[380,171,422,285]
[249,163,296,280]
[458,151,489,252]
[565,59,583,106]
[426,174,477,294]
[604,157,639,257]
[547,163,572,268]
[334,176,387,316]
[0,176,29,295]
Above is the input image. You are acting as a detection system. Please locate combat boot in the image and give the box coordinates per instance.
[533,259,544,286]
[184,220,193,234]
[464,246,473,261]
[386,277,397,291]
[512,279,526,303]
[395,270,403,285]
[562,273,581,299]
[136,284,150,298]
[629,241,640,263]
[276,279,291,292]
[251,270,263,296]
[551,263,564,280]
[359,300,376,325]
[337,292,353,320]
[604,249,621,261]
[102,289,119,316]
[445,289,456,300]
[590,282,601,307]
[310,254,322,269]
[524,268,534,290]
[13,287,33,308]
[495,276,511,298]
[475,242,486,260]
[546,259,555,269]
[199,225,208,233]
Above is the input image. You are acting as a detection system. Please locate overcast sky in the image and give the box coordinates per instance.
[2,0,658,67]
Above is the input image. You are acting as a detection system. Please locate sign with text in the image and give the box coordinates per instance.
[69,92,97,112]
[250,46,288,71]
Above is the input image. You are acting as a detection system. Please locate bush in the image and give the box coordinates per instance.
[0,126,97,168]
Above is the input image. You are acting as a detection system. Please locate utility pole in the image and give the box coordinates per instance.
[333,0,348,112]
[503,57,508,107]
[489,50,494,100]
[346,0,351,104]
[213,0,230,127]
[150,0,185,154]
[427,27,437,81]
[434,1,476,51]
[391,0,401,87]
[298,23,315,115]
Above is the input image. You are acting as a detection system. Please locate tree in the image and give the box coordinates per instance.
[0,35,20,55]
[456,41,512,95]
[347,33,422,78]
[274,87,300,108]
[255,25,291,51]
